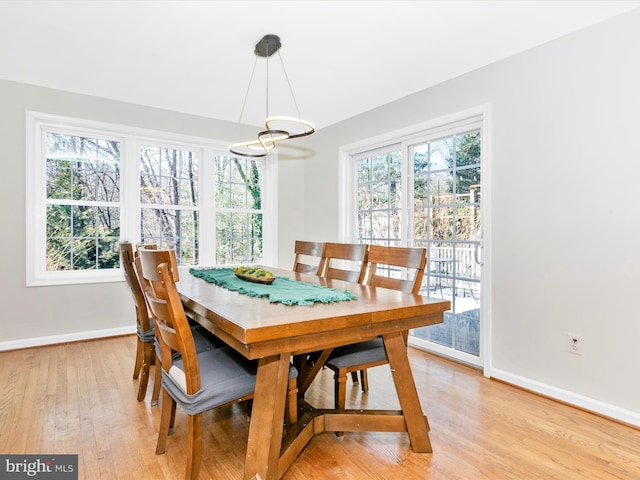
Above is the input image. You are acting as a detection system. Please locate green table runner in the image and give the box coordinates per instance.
[189,268,357,306]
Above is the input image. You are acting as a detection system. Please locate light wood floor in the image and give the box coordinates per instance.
[1,335,638,479]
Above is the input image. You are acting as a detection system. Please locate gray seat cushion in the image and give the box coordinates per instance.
[162,346,297,415]
[326,338,387,369]
[136,320,155,343]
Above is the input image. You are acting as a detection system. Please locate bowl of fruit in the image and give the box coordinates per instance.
[234,266,276,285]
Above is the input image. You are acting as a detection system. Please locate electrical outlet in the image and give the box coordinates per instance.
[567,333,583,355]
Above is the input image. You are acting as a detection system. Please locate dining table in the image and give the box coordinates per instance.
[177,265,450,480]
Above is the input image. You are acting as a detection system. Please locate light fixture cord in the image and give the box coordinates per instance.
[237,55,259,124]
[277,51,303,117]
[265,41,270,118]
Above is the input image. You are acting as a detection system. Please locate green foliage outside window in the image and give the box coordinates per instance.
[356,151,402,245]
[45,133,121,271]
[414,131,481,243]
[215,156,263,264]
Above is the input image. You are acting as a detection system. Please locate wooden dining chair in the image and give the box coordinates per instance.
[292,240,325,275]
[137,248,298,480]
[321,242,368,283]
[120,241,157,402]
[321,242,369,383]
[294,242,369,394]
[121,241,220,405]
[324,245,427,428]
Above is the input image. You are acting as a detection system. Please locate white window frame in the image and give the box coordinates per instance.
[26,111,277,286]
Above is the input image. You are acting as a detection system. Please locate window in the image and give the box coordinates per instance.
[214,156,264,264]
[139,144,201,265]
[26,112,275,286]
[44,131,122,272]
[356,147,402,246]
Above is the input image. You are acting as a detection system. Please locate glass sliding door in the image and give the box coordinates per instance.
[410,129,482,365]
[345,112,486,367]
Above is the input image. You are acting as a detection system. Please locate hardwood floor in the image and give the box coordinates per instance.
[1,335,638,479]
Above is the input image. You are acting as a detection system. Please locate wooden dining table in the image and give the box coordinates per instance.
[177,266,450,480]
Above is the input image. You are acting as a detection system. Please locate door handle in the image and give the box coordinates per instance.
[474,243,483,266]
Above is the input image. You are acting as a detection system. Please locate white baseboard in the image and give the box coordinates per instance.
[491,368,640,428]
[0,325,137,351]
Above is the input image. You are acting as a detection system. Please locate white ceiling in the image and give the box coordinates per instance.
[1,1,639,129]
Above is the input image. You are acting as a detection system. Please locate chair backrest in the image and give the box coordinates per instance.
[119,241,152,333]
[138,249,201,394]
[135,242,157,257]
[364,245,427,294]
[321,242,368,283]
[131,244,158,298]
[292,240,325,275]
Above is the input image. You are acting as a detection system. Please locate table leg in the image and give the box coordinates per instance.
[382,331,433,453]
[244,353,291,480]
[296,348,333,396]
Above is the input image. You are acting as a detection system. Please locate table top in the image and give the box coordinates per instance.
[177,266,450,359]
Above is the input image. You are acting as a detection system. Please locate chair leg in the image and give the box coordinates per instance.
[169,400,177,433]
[334,368,348,438]
[151,354,162,406]
[156,389,174,455]
[359,369,369,393]
[350,371,359,384]
[334,369,348,411]
[246,398,253,421]
[185,413,203,480]
[133,337,143,379]
[285,378,298,428]
[136,343,153,401]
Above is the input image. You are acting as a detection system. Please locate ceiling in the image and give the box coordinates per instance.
[1,1,639,129]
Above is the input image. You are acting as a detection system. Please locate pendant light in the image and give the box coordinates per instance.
[229,34,316,158]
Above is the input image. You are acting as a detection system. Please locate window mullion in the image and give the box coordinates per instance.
[199,146,216,265]
[120,136,138,245]
[402,140,413,248]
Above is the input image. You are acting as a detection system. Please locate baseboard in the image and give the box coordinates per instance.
[491,368,640,428]
[0,325,137,351]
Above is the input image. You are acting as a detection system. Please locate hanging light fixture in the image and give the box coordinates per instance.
[229,34,316,158]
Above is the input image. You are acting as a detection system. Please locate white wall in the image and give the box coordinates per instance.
[297,10,640,423]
